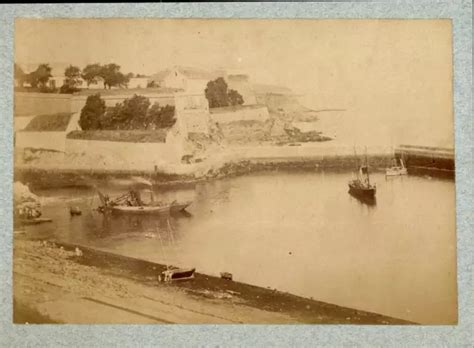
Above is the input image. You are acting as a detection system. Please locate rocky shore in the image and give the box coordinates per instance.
[13,237,413,324]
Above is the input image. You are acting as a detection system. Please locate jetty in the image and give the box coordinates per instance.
[395,145,454,172]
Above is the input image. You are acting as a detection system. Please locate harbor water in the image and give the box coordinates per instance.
[24,170,456,324]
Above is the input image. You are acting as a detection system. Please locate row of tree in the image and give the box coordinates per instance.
[14,63,140,93]
[79,94,176,131]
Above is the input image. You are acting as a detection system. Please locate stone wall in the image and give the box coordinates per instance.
[65,136,185,170]
[15,131,68,152]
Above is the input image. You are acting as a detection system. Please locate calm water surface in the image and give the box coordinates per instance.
[27,171,456,324]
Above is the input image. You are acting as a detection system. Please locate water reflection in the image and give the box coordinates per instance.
[348,190,377,207]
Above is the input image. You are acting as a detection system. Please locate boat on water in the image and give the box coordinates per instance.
[97,189,192,215]
[17,217,53,226]
[386,157,408,176]
[348,151,376,199]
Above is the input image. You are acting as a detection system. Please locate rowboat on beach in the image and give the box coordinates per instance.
[159,266,196,282]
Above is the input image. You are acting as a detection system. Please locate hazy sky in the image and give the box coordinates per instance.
[15,19,453,147]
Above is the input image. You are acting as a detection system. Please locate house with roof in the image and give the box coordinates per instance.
[150,66,226,94]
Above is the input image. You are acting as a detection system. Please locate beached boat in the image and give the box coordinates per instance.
[386,157,408,176]
[97,189,192,215]
[159,266,196,282]
[348,151,376,199]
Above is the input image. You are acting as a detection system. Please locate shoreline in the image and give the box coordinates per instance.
[15,152,454,190]
[13,238,414,325]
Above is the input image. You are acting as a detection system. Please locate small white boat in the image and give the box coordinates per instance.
[386,158,408,176]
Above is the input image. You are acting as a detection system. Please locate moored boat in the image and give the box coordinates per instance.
[386,157,408,176]
[97,188,192,215]
[109,201,192,215]
[348,150,376,199]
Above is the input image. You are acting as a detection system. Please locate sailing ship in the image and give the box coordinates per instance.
[348,151,377,199]
[97,189,192,215]
[385,157,408,176]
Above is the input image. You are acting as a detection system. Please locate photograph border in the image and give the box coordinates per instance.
[0,2,472,346]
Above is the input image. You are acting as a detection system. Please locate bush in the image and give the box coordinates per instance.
[111,94,150,129]
[227,89,244,106]
[205,77,245,108]
[83,94,176,130]
[79,94,106,130]
[59,85,80,94]
[147,103,176,129]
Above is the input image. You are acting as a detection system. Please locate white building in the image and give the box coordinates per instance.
[150,66,225,94]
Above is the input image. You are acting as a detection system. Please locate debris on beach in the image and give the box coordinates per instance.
[75,247,83,257]
[220,272,233,281]
[195,289,233,300]
[69,206,82,216]
[14,182,43,222]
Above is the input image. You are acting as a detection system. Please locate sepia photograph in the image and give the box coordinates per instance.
[12,18,456,325]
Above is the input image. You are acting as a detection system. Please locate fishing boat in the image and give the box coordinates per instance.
[386,157,408,176]
[348,151,376,199]
[97,189,192,215]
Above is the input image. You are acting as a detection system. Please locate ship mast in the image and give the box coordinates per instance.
[365,147,370,186]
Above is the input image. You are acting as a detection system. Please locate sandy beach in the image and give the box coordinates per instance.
[13,237,413,324]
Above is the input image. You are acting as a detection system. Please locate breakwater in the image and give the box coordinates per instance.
[15,144,455,189]
[15,153,392,190]
[395,145,455,175]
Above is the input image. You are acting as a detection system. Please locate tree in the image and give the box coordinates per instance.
[205,77,245,108]
[147,103,176,129]
[26,64,52,89]
[60,65,82,93]
[79,94,106,130]
[100,63,129,89]
[227,89,244,106]
[81,63,102,87]
[205,77,230,108]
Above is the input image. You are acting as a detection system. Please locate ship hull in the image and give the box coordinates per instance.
[109,202,191,215]
[348,183,376,198]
